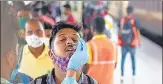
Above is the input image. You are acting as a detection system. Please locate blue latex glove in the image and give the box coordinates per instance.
[67,38,89,71]
[61,77,78,84]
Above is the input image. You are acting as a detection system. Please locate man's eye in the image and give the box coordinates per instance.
[73,39,78,42]
[27,31,33,35]
[36,29,42,34]
[60,39,66,41]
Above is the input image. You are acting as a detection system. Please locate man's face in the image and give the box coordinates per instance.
[45,29,52,38]
[64,8,69,15]
[17,10,32,38]
[17,10,32,20]
[25,21,44,38]
[84,28,89,34]
[52,28,79,57]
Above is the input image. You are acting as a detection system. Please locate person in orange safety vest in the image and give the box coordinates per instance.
[86,16,116,84]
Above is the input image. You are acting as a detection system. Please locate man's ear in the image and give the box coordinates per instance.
[48,50,53,60]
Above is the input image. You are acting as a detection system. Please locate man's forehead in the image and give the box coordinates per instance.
[58,28,77,32]
[58,33,79,37]
[56,28,79,36]
[18,10,30,17]
[25,20,44,30]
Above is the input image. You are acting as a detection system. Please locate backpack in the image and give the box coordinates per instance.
[86,75,98,84]
[118,16,138,47]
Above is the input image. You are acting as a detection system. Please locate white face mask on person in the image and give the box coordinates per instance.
[25,34,44,48]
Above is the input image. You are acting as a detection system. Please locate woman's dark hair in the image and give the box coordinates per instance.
[49,21,81,49]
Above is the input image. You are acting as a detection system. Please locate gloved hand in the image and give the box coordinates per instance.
[61,77,78,84]
[67,38,89,71]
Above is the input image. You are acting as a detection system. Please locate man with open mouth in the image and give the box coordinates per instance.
[31,21,98,84]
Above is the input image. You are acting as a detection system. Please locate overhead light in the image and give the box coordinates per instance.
[24,1,33,5]
[8,1,13,6]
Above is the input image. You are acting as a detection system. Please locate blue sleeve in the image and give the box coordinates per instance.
[61,77,78,84]
[20,72,33,83]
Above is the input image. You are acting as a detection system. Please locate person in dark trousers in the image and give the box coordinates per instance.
[82,3,94,28]
[118,6,141,82]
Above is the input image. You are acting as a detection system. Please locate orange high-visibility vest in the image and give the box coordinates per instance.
[118,17,139,47]
[87,37,116,84]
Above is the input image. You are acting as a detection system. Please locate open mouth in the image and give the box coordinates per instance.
[66,49,75,53]
[66,47,76,56]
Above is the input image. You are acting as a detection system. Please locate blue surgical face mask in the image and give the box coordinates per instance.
[18,17,28,30]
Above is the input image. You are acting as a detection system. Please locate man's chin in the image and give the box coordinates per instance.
[66,52,75,57]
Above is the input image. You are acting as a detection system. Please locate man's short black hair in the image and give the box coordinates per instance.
[93,16,105,34]
[49,21,81,49]
[127,6,133,14]
[63,4,71,10]
[83,24,89,29]
[41,5,50,15]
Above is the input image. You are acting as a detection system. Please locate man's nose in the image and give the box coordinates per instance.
[66,38,74,45]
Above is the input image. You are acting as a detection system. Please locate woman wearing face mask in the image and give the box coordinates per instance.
[31,22,98,84]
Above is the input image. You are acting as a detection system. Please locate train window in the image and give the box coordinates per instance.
[159,1,162,13]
